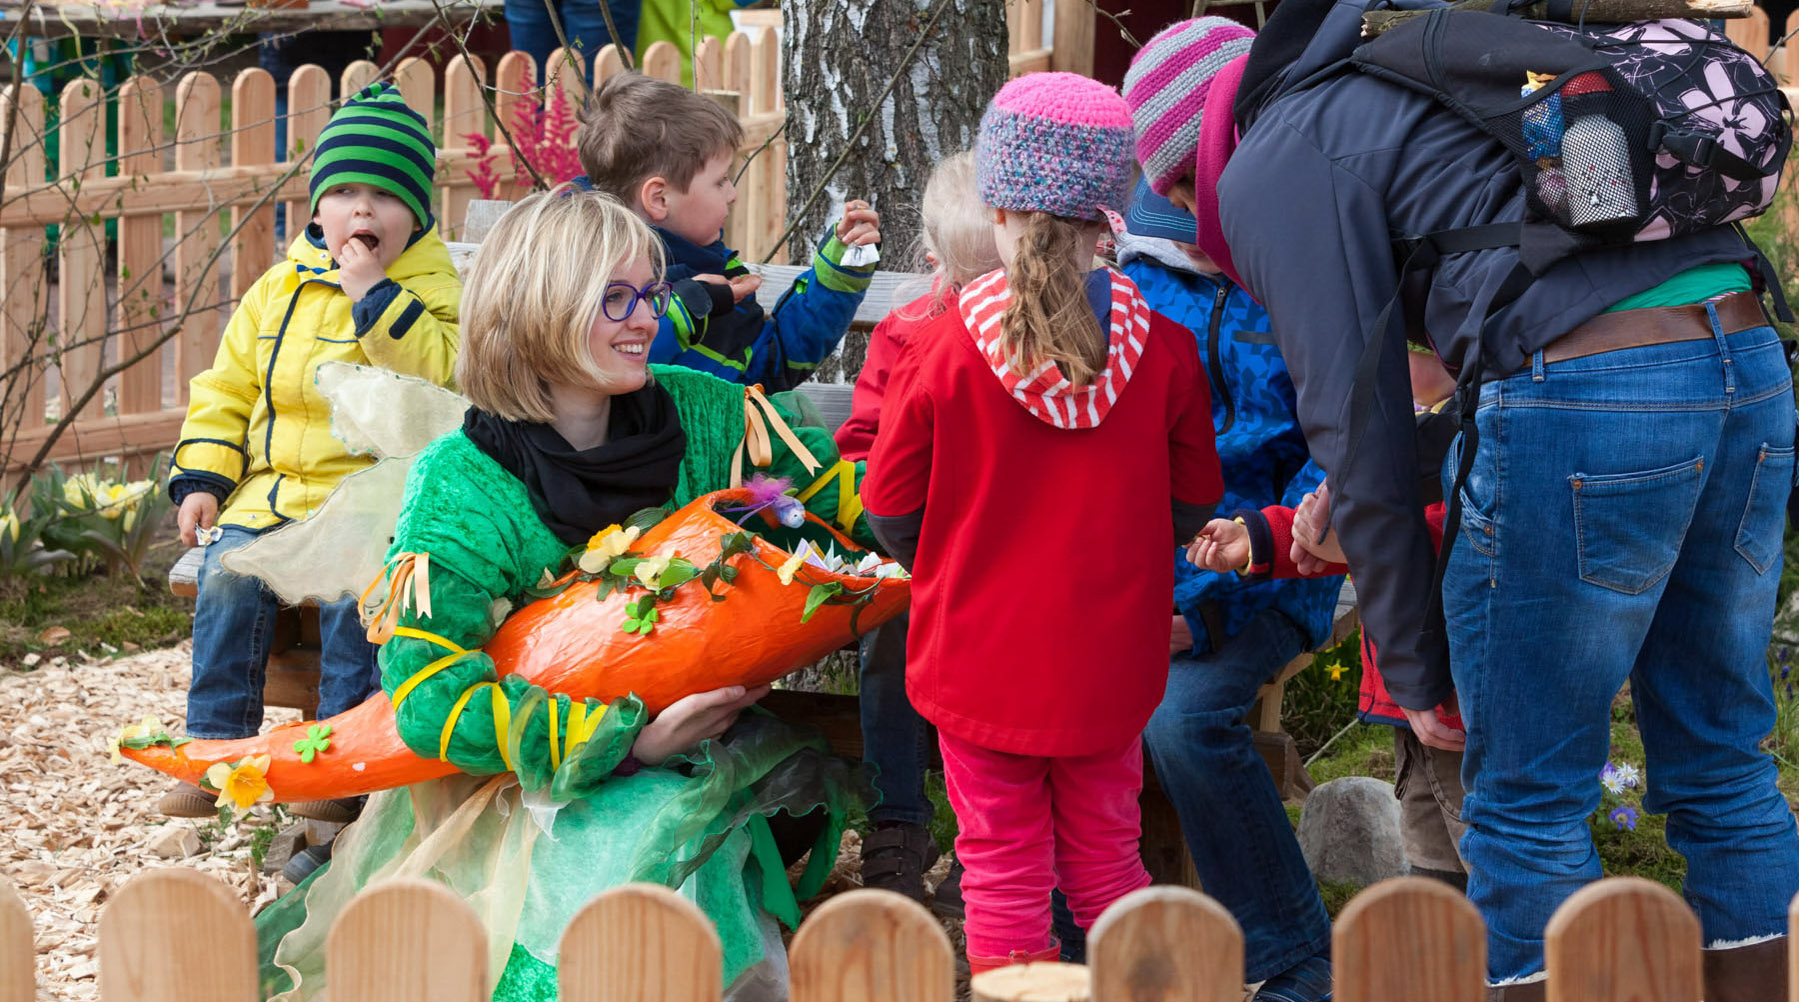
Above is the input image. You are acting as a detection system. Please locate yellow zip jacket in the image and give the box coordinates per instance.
[171,226,461,529]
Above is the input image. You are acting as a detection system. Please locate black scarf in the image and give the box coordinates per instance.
[463,384,687,546]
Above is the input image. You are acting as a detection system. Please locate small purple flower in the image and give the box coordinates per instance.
[1610,805,1640,832]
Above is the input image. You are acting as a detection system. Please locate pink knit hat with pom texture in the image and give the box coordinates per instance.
[976,72,1136,222]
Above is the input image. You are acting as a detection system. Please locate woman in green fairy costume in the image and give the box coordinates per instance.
[258,188,874,1001]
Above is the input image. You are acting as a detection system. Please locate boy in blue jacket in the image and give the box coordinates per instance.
[1113,181,1344,1002]
[574,71,880,390]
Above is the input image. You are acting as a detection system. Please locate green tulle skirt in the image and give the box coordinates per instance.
[256,712,861,1000]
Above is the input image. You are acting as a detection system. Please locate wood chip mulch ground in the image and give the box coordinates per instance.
[3,646,971,1000]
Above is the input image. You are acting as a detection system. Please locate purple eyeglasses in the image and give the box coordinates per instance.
[602,281,674,322]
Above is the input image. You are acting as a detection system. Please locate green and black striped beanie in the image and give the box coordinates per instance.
[309,82,436,229]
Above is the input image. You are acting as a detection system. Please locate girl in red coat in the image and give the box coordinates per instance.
[861,72,1223,974]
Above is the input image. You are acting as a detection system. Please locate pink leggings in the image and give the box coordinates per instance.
[938,730,1153,959]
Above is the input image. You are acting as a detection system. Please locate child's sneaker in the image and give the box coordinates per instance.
[1254,954,1332,1002]
[930,858,965,920]
[156,782,217,818]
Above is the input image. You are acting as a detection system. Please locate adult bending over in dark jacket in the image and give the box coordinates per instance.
[1125,8,1799,1002]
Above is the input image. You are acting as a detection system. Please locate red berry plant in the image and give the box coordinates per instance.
[465,71,583,197]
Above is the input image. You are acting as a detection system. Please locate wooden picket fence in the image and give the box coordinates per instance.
[1,869,1792,1001]
[0,0,1067,485]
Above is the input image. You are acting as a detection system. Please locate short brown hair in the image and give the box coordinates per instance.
[578,72,744,200]
[457,186,665,422]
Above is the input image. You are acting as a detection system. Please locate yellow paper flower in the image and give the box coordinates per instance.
[634,555,672,589]
[776,549,807,586]
[579,524,642,575]
[204,754,275,810]
[109,714,164,764]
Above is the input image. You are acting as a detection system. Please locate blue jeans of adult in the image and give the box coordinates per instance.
[186,525,382,740]
[1446,317,1799,984]
[505,0,640,79]
[1144,607,1328,982]
[859,612,934,827]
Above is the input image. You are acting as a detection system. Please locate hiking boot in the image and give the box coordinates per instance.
[288,796,365,824]
[931,858,965,920]
[1703,937,1787,1002]
[281,840,332,885]
[859,821,938,902]
[156,782,218,818]
[1254,954,1333,1002]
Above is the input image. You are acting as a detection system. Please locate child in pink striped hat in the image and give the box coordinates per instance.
[862,71,1223,976]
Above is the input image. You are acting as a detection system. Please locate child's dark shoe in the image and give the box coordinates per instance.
[1254,954,1333,1002]
[930,858,965,920]
[156,782,218,818]
[282,839,333,885]
[859,821,938,902]
[288,796,365,824]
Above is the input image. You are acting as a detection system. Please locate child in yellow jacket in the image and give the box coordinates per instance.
[160,82,461,823]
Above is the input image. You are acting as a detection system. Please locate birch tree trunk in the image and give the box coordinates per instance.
[782,0,1008,383]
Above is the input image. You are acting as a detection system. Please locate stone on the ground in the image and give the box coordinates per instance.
[1296,776,1406,887]
[147,825,202,859]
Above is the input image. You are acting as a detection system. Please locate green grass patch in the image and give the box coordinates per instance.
[0,517,191,666]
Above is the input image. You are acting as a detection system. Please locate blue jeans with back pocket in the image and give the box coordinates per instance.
[1445,316,1799,984]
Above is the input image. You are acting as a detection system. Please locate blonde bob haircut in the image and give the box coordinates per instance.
[457,185,665,423]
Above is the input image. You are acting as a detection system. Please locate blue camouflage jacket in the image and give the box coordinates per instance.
[1121,234,1345,656]
[570,175,873,390]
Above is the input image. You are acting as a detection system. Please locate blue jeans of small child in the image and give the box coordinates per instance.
[1446,318,1799,984]
[859,612,934,827]
[186,525,381,740]
[1143,607,1328,983]
[505,0,640,79]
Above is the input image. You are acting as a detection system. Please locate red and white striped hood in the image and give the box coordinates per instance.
[958,266,1150,430]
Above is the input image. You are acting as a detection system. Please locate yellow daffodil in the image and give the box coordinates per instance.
[579,524,642,575]
[634,555,672,589]
[204,754,275,810]
[109,714,165,764]
[776,549,807,586]
[0,510,17,544]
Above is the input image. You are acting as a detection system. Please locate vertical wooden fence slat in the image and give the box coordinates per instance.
[1088,886,1242,1002]
[341,60,380,101]
[722,32,754,257]
[751,29,785,264]
[116,75,164,419]
[790,890,954,1002]
[1021,0,1045,59]
[0,84,47,439]
[285,64,332,240]
[56,76,105,425]
[327,879,486,1002]
[98,869,255,1002]
[1334,877,1485,1002]
[0,879,32,1002]
[1050,0,1095,76]
[1790,887,1799,1002]
[643,40,684,84]
[1007,0,1025,56]
[173,72,222,405]
[559,883,721,1002]
[1727,4,1769,58]
[494,51,535,200]
[595,44,629,85]
[1543,876,1701,1002]
[695,36,724,93]
[442,55,487,239]
[229,68,277,302]
[548,46,585,116]
[395,56,435,121]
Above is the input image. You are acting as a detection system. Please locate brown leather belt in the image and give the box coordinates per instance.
[1540,290,1768,365]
